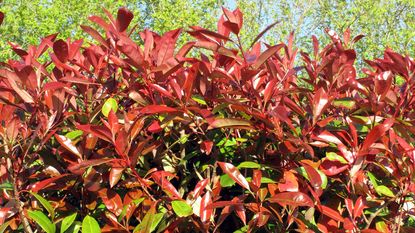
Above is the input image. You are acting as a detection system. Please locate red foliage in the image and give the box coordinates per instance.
[1,7,415,233]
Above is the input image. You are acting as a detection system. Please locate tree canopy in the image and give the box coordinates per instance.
[1,0,414,63]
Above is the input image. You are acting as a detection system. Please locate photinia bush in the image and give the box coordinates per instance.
[0,7,415,233]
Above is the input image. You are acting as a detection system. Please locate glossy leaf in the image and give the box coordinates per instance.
[102,98,118,117]
[172,200,193,217]
[30,192,54,218]
[54,134,82,158]
[268,192,314,207]
[82,215,101,233]
[218,162,251,191]
[60,213,77,233]
[28,210,56,233]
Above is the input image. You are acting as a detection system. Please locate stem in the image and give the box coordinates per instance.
[9,157,33,233]
[365,201,389,229]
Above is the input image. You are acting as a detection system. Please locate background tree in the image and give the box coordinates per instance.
[0,0,220,60]
[1,0,414,64]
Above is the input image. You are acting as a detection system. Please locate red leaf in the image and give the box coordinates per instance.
[360,118,394,154]
[77,124,112,142]
[194,41,237,58]
[140,105,178,114]
[54,134,82,158]
[222,7,243,34]
[0,69,34,103]
[151,171,181,199]
[157,29,181,66]
[116,7,133,32]
[188,27,232,43]
[192,178,209,199]
[278,171,299,192]
[218,162,251,191]
[268,191,314,207]
[149,83,174,99]
[252,44,284,69]
[252,169,262,191]
[53,39,69,63]
[313,87,329,124]
[302,163,322,190]
[200,140,213,155]
[319,159,349,176]
[0,12,4,26]
[148,120,162,133]
[80,25,109,47]
[318,205,344,222]
[354,196,366,218]
[210,118,252,129]
[30,174,72,192]
[67,158,115,174]
[109,167,124,188]
[217,15,230,38]
[98,188,123,216]
[200,191,212,223]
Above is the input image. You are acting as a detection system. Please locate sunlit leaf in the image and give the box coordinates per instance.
[82,215,101,233]
[60,213,77,233]
[28,210,56,233]
[102,97,118,117]
[172,200,193,217]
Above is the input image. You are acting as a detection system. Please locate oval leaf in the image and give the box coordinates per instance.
[172,200,193,217]
[61,213,77,233]
[102,98,118,117]
[82,215,101,233]
[268,192,314,207]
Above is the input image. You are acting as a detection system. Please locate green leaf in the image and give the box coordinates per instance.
[376,220,388,232]
[133,209,163,233]
[246,177,276,184]
[171,200,193,217]
[0,220,10,233]
[0,182,13,191]
[65,130,83,140]
[375,185,395,197]
[326,152,348,164]
[317,170,328,189]
[30,192,54,219]
[332,98,356,109]
[61,213,77,233]
[28,210,56,233]
[191,95,207,105]
[66,221,81,233]
[367,171,379,188]
[82,215,101,233]
[150,213,164,232]
[101,97,118,117]
[220,174,236,187]
[237,161,261,169]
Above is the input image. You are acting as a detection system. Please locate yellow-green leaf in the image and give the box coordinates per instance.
[30,192,54,218]
[375,185,395,197]
[101,97,118,117]
[82,215,101,233]
[60,213,77,233]
[172,200,193,217]
[28,210,56,233]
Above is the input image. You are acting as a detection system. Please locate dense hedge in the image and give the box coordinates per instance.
[0,7,414,233]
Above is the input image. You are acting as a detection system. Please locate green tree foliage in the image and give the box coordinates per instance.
[230,0,415,65]
[1,0,414,63]
[0,0,220,60]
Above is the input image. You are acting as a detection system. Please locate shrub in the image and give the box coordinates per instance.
[0,7,414,233]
